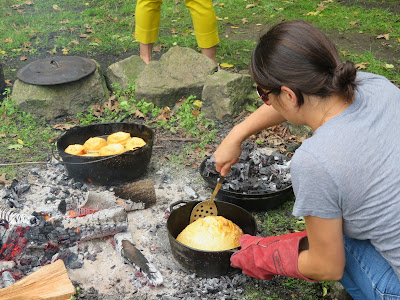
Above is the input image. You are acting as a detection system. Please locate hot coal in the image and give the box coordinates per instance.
[202,144,292,194]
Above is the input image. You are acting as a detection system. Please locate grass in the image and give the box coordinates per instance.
[0,0,399,76]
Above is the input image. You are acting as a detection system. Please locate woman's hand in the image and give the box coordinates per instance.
[213,137,242,176]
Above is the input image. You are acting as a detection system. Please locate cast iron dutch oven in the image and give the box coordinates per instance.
[56,122,154,185]
[167,200,257,278]
[200,157,294,211]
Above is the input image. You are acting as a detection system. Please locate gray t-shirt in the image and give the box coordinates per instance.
[291,72,400,279]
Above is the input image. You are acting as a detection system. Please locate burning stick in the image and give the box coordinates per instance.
[0,207,38,227]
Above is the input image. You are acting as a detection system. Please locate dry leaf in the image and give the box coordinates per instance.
[153,45,162,52]
[171,28,178,34]
[0,174,12,186]
[4,38,13,43]
[231,26,239,29]
[246,4,256,8]
[20,56,27,61]
[133,110,145,118]
[79,34,90,38]
[60,19,70,24]
[156,107,171,121]
[52,123,76,130]
[241,18,248,24]
[0,134,6,138]
[355,62,370,70]
[349,21,358,26]
[376,33,389,40]
[52,4,61,11]
[5,80,13,87]
[23,1,34,5]
[68,40,79,45]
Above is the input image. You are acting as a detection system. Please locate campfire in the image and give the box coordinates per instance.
[0,160,161,297]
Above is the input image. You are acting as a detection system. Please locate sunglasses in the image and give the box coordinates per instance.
[256,86,275,105]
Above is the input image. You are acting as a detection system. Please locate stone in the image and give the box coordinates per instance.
[285,122,314,138]
[105,55,146,92]
[12,60,108,120]
[135,46,217,107]
[201,69,254,120]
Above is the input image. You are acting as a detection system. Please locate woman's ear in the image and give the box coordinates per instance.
[281,86,298,107]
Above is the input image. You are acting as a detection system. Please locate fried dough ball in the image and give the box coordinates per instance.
[65,144,86,156]
[107,131,131,145]
[83,137,107,151]
[125,137,146,150]
[99,143,126,156]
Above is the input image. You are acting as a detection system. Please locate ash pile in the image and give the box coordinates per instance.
[0,160,160,290]
[202,145,292,194]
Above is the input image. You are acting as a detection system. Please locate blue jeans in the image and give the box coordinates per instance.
[340,236,400,299]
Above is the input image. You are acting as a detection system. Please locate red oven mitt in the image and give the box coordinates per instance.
[230,231,317,282]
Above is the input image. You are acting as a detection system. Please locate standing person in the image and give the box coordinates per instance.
[213,20,400,299]
[135,0,219,65]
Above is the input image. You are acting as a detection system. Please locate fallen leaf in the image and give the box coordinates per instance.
[0,134,6,138]
[22,1,34,5]
[246,3,256,8]
[355,62,370,70]
[241,18,248,24]
[155,107,171,121]
[153,45,162,52]
[17,139,24,145]
[52,123,76,130]
[4,38,13,43]
[133,110,145,118]
[20,55,27,61]
[0,174,12,186]
[8,144,23,150]
[216,16,222,20]
[220,62,234,68]
[193,100,202,108]
[79,34,90,38]
[60,19,70,24]
[231,26,239,29]
[349,21,358,26]
[384,64,394,69]
[5,80,13,86]
[376,33,389,40]
[53,4,61,11]
[68,40,79,45]
[171,28,178,34]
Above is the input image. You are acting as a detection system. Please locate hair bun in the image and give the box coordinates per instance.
[332,61,357,99]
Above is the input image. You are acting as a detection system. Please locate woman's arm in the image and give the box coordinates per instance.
[298,216,345,281]
[214,104,286,175]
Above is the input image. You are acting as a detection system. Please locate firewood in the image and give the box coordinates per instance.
[114,179,157,209]
[0,260,75,300]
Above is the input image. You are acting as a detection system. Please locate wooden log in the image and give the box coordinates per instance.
[114,179,157,209]
[0,260,75,300]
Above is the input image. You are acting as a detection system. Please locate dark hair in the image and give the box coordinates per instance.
[250,20,357,106]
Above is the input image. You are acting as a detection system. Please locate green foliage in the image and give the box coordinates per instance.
[254,201,306,236]
[0,90,56,178]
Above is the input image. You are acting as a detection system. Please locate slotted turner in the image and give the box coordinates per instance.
[189,175,225,223]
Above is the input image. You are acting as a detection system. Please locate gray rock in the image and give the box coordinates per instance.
[135,46,217,107]
[12,60,108,120]
[201,69,253,120]
[285,122,314,138]
[105,55,146,92]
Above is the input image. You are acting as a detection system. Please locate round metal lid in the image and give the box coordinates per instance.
[16,56,96,85]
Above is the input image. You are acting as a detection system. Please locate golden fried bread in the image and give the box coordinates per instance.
[176,216,244,251]
[125,137,146,150]
[83,137,108,151]
[107,131,131,145]
[65,144,86,155]
[99,143,125,156]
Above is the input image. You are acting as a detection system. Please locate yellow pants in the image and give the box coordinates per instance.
[135,0,219,49]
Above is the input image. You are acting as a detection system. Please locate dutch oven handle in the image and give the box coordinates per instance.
[169,200,190,212]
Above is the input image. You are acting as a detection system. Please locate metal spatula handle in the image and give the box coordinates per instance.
[209,176,225,202]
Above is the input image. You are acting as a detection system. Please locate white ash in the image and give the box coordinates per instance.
[0,158,282,299]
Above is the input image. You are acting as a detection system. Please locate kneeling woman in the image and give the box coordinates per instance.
[213,20,400,299]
